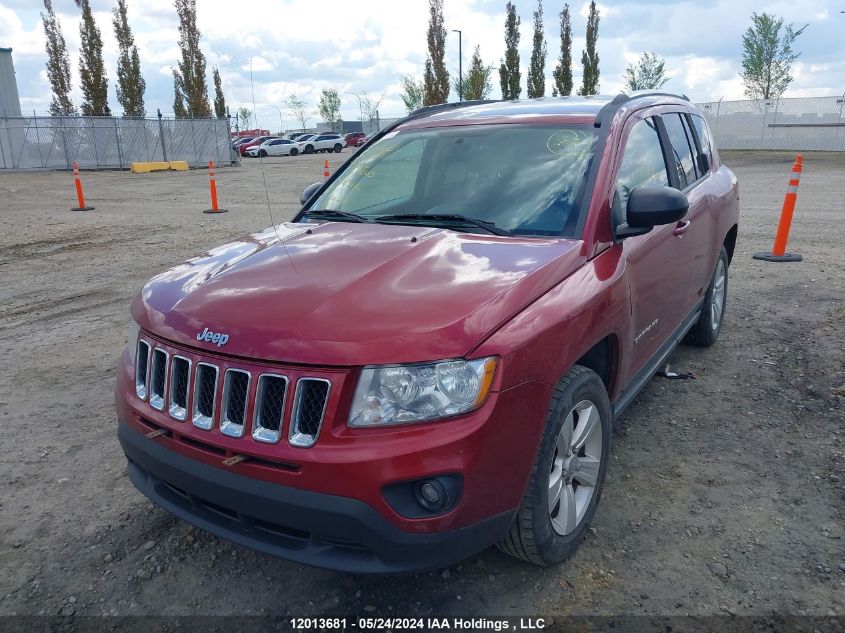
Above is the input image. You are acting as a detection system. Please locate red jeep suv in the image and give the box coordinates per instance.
[116,94,739,573]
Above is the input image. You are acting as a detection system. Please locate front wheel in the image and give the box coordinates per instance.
[334,143,342,153]
[304,145,314,154]
[259,149,267,158]
[684,245,728,347]
[497,366,611,566]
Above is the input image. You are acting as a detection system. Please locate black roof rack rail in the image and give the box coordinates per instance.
[408,99,500,119]
[594,91,690,128]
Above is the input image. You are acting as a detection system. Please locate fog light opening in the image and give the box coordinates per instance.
[415,479,448,512]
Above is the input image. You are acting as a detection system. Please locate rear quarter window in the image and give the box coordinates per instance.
[690,114,714,174]
[662,113,700,189]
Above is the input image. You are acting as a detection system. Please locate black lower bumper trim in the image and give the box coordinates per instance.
[117,420,514,574]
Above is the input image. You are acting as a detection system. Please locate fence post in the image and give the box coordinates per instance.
[60,120,71,171]
[836,95,844,138]
[91,116,101,167]
[771,99,780,139]
[114,117,123,169]
[0,115,8,169]
[157,109,168,162]
[713,98,723,137]
[32,112,45,167]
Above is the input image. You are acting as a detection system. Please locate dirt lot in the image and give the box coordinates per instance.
[0,150,843,619]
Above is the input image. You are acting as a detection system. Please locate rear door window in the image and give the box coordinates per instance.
[615,117,670,209]
[662,113,698,189]
[689,114,714,175]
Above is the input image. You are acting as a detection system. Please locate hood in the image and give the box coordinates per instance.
[132,222,585,366]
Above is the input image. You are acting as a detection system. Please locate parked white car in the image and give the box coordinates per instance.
[248,138,301,157]
[297,133,346,154]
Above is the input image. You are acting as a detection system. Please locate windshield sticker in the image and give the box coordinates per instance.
[547,129,588,155]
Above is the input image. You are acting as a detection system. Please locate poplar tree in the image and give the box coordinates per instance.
[113,0,145,117]
[527,0,547,98]
[174,0,211,117]
[423,0,449,105]
[41,0,76,115]
[76,0,111,116]
[458,46,494,100]
[552,3,573,96]
[317,88,342,131]
[172,69,187,118]
[498,1,521,100]
[212,67,226,118]
[578,0,600,95]
[400,75,425,113]
[740,12,807,100]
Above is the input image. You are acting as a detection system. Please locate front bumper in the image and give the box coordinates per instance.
[118,420,515,574]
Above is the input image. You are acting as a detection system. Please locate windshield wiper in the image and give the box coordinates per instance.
[304,209,370,223]
[375,213,513,236]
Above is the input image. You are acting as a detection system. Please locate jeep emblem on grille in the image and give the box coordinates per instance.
[196,327,229,347]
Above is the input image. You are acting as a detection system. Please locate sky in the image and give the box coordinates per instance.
[0,0,843,128]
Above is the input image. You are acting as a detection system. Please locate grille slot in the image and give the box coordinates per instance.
[221,369,250,438]
[192,363,218,430]
[253,374,288,443]
[149,349,169,410]
[289,378,330,448]
[135,340,151,399]
[168,356,191,421]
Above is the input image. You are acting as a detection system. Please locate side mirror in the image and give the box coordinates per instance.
[300,182,322,205]
[616,185,688,239]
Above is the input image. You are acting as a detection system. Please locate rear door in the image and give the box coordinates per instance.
[614,114,692,379]
[660,112,717,308]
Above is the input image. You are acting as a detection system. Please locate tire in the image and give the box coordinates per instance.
[289,148,299,156]
[304,145,314,154]
[684,245,728,347]
[334,143,343,153]
[259,149,267,158]
[497,366,611,566]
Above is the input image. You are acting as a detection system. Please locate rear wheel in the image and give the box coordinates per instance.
[497,366,611,566]
[334,143,343,153]
[684,245,728,347]
[289,148,299,156]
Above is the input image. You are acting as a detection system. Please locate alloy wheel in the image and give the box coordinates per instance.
[711,258,726,331]
[548,399,603,536]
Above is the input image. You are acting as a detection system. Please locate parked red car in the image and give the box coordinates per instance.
[344,132,367,147]
[117,94,739,573]
[239,135,275,156]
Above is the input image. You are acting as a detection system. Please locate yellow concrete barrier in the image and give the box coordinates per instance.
[130,161,170,174]
[169,161,189,171]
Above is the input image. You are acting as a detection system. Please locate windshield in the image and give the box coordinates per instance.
[308,124,597,237]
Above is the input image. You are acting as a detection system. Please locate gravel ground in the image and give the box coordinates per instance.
[0,150,843,619]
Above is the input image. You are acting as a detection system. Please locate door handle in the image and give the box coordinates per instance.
[673,220,691,236]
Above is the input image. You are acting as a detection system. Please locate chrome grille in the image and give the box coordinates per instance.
[220,369,250,438]
[149,349,168,411]
[253,374,288,443]
[192,363,218,430]
[289,378,330,447]
[168,356,191,421]
[135,340,150,399]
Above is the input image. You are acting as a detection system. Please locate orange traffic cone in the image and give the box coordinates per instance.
[753,155,803,262]
[323,159,330,180]
[70,160,95,211]
[203,160,228,214]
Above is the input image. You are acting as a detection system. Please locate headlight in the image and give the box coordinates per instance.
[127,320,140,365]
[349,357,497,427]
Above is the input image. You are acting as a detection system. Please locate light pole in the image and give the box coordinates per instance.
[268,105,284,135]
[452,29,462,101]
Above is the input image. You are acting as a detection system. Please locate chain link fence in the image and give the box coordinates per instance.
[0,115,238,170]
[696,95,845,151]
